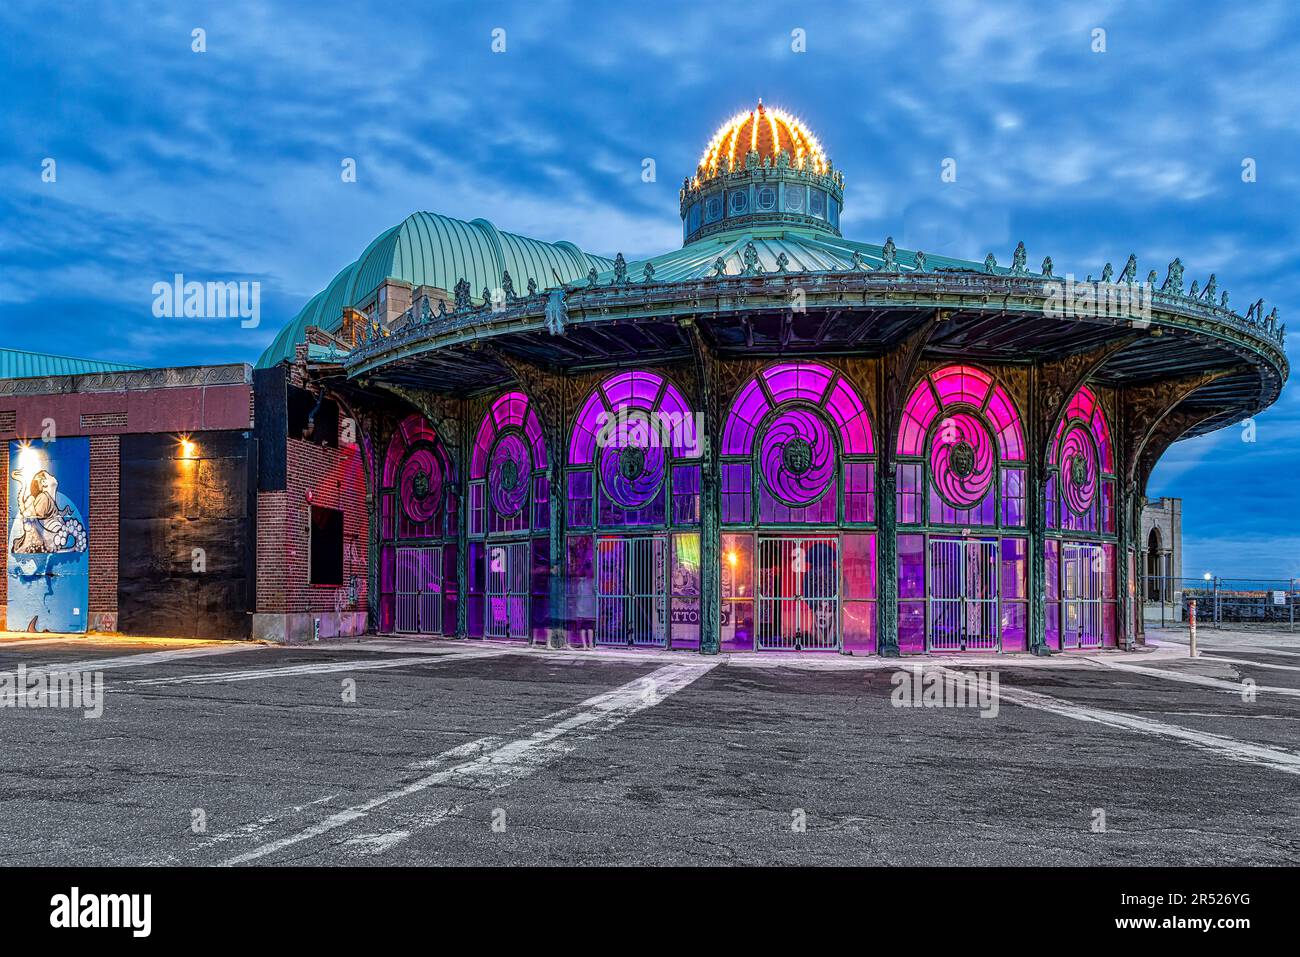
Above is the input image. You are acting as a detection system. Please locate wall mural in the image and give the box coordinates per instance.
[7,438,90,633]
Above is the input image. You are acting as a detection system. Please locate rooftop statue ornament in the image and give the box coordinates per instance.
[744,149,761,171]
[1041,256,1054,278]
[775,251,790,273]
[418,297,432,323]
[1010,241,1028,275]
[775,148,790,170]
[544,288,568,336]
[1188,280,1200,300]
[501,270,516,302]
[527,276,538,297]
[612,253,629,286]
[1160,258,1184,296]
[983,252,997,274]
[1267,307,1279,333]
[713,256,728,277]
[850,250,865,271]
[880,237,898,273]
[481,286,492,309]
[642,261,656,283]
[1220,291,1229,310]
[1248,298,1265,325]
[1119,254,1138,284]
[1146,269,1158,287]
[1100,262,1114,283]
[453,278,471,312]
[914,251,927,273]
[741,242,762,276]
[437,298,449,319]
[1203,274,1216,302]
[586,267,599,288]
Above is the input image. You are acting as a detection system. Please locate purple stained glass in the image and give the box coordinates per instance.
[760,406,834,506]
[489,432,530,517]
[722,378,769,456]
[398,446,443,524]
[598,409,666,509]
[1058,425,1098,515]
[929,411,994,508]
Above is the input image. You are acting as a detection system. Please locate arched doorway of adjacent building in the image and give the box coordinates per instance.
[1146,526,1164,602]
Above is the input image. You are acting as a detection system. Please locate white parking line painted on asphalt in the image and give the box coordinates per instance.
[220,660,717,865]
[936,667,1300,777]
[21,644,261,676]
[1083,657,1300,697]
[126,649,512,686]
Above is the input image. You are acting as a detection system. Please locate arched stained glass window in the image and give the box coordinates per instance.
[895,364,1026,528]
[893,365,1029,654]
[1045,384,1119,651]
[720,361,875,526]
[1047,384,1115,535]
[379,414,457,635]
[567,370,701,529]
[469,391,549,537]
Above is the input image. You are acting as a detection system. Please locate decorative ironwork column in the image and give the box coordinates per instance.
[684,319,721,655]
[876,313,937,656]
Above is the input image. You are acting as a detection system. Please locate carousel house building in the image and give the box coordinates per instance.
[1,103,1288,655]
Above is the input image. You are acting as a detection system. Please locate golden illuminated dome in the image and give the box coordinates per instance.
[697,100,829,178]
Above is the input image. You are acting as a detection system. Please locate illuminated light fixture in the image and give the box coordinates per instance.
[177,435,198,459]
[1203,572,1213,581]
[726,549,738,567]
[697,100,829,178]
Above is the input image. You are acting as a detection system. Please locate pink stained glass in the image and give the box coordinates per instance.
[985,385,1025,461]
[722,378,770,456]
[762,361,832,405]
[471,416,495,480]
[826,378,874,455]
[896,379,939,456]
[601,370,661,411]
[491,391,527,430]
[1058,425,1099,516]
[929,412,995,508]
[759,407,835,506]
[568,391,604,466]
[931,364,991,409]
[524,410,548,469]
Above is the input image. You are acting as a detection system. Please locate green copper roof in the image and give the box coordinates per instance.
[593,226,1025,284]
[257,212,614,368]
[0,348,142,380]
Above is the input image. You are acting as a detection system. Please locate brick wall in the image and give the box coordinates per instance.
[256,437,369,616]
[88,435,120,631]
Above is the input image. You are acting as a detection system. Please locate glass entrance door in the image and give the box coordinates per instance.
[927,537,999,651]
[595,535,668,647]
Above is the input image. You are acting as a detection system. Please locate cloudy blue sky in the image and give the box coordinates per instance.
[1,0,1298,576]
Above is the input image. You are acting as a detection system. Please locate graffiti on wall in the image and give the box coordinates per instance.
[7,438,90,633]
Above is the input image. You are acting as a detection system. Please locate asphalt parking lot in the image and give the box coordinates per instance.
[0,628,1297,866]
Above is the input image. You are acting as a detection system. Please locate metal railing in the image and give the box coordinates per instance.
[1143,575,1299,630]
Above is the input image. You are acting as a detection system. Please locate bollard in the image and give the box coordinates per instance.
[1188,599,1197,657]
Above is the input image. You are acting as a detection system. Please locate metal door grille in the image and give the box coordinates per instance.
[756,536,840,651]
[928,538,999,651]
[595,536,668,647]
[485,541,530,640]
[1062,542,1104,648]
[395,546,443,635]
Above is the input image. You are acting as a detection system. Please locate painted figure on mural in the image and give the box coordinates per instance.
[9,467,87,556]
